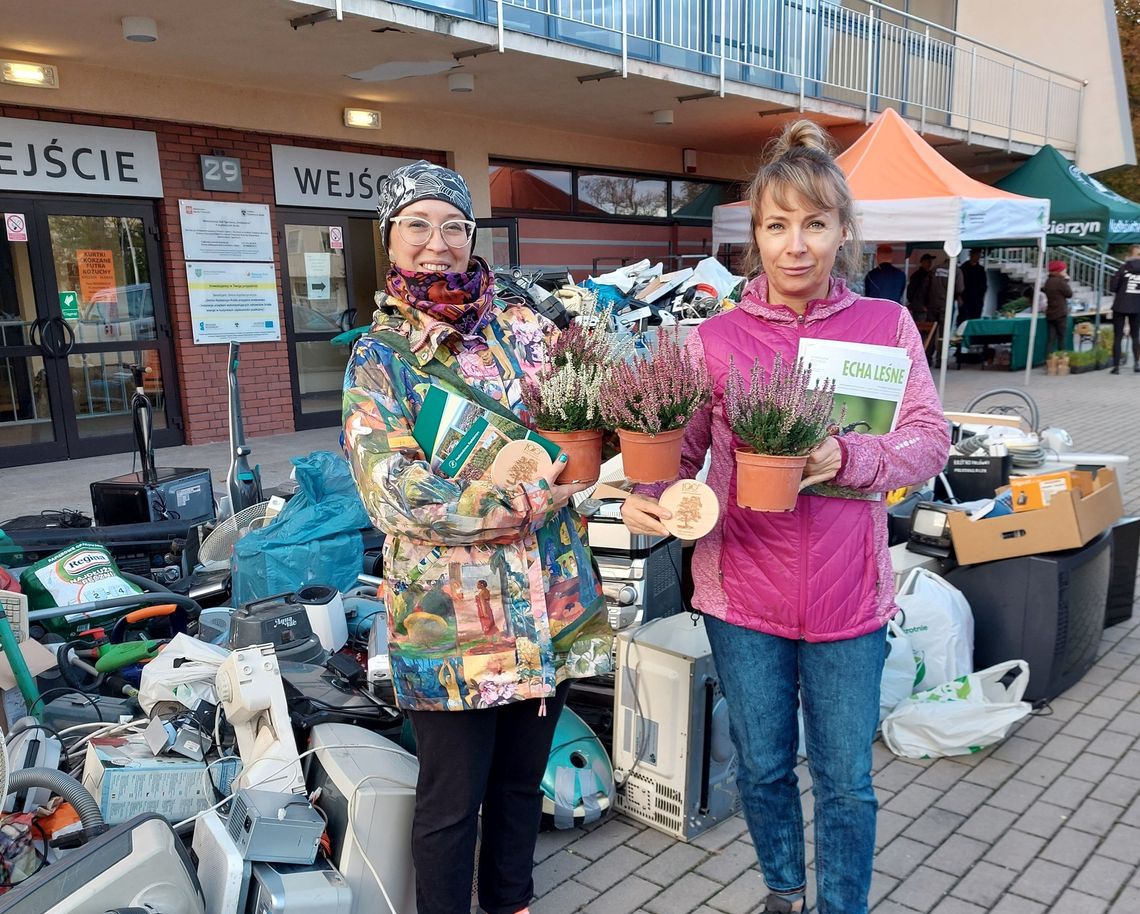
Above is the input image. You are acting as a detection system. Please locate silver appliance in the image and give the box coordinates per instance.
[612,613,740,841]
[585,507,684,633]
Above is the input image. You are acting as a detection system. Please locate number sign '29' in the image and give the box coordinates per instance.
[200,154,243,193]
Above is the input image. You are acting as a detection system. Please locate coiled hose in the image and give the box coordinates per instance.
[7,767,103,830]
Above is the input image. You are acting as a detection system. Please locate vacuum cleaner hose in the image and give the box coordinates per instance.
[7,767,104,830]
[121,571,173,593]
[27,591,201,623]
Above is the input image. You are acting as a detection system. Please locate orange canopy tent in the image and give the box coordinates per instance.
[711,109,1051,391]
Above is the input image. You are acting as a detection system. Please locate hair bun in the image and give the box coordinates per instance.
[769,119,835,161]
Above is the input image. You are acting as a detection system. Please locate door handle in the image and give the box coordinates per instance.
[28,317,49,354]
[39,318,64,359]
[52,317,75,357]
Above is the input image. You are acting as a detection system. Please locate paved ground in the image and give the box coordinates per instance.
[527,363,1140,914]
[4,362,1140,913]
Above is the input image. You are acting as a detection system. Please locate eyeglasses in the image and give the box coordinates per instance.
[390,216,475,247]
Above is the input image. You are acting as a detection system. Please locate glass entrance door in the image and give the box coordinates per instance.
[0,198,182,467]
[279,213,356,430]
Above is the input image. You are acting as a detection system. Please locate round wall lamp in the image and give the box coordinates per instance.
[652,109,674,126]
[448,72,475,93]
[122,16,158,42]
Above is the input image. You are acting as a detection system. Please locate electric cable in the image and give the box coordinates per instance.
[172,742,408,830]
[28,688,104,723]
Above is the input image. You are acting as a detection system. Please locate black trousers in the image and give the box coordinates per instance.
[407,680,571,914]
[1046,317,1067,355]
[1113,312,1140,367]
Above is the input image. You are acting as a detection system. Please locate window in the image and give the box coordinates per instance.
[488,165,573,213]
[577,174,667,217]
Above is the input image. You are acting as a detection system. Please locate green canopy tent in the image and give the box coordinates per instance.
[997,147,1140,377]
[996,144,1140,248]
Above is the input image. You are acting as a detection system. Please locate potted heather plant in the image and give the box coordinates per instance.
[599,328,711,484]
[522,313,631,484]
[725,353,839,511]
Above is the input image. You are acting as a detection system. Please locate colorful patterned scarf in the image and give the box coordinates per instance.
[386,256,496,340]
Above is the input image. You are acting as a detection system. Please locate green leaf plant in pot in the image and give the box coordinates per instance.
[725,352,841,512]
[521,311,631,485]
[598,327,711,484]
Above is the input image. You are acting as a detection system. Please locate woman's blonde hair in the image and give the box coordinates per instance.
[743,120,862,280]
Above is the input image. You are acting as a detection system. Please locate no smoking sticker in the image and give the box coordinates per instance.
[329,226,343,250]
[5,213,27,242]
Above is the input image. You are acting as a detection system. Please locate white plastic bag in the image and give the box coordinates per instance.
[138,633,230,713]
[880,617,919,724]
[895,568,974,691]
[880,660,1032,759]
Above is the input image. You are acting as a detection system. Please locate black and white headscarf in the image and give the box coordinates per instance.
[376,160,475,247]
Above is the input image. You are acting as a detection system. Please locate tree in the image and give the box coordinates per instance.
[1100,2,1140,200]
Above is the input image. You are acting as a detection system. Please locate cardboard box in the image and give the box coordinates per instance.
[947,468,1124,566]
[82,737,212,824]
[1009,471,1073,512]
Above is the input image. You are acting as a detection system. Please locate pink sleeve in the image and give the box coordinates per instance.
[832,309,950,492]
[634,328,712,499]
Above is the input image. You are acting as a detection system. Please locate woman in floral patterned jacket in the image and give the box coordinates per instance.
[342,160,611,914]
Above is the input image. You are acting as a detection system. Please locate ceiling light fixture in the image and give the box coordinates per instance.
[343,107,382,129]
[0,60,59,89]
[121,16,158,42]
[448,72,475,93]
[652,109,674,126]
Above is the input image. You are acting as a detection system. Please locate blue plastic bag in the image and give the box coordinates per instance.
[232,451,371,605]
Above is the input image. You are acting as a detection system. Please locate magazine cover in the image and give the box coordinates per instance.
[797,338,912,500]
[413,384,561,483]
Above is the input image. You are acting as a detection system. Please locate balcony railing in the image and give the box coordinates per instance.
[392,0,1085,153]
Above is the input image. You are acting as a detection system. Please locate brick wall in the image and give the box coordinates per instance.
[1,104,443,445]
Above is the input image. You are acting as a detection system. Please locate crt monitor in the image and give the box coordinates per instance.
[945,530,1111,705]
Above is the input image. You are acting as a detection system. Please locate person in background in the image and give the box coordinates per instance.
[862,244,906,303]
[342,160,612,914]
[620,121,949,914]
[905,253,934,320]
[927,256,965,326]
[1109,244,1140,374]
[960,248,988,321]
[1043,259,1073,356]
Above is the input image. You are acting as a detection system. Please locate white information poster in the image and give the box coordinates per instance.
[304,252,331,300]
[186,262,281,344]
[179,200,273,262]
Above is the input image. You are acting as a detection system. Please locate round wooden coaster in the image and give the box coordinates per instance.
[659,479,719,540]
[491,439,555,487]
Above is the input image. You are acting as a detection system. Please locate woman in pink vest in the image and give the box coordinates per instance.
[623,121,949,914]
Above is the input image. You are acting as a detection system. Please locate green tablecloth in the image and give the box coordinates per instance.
[959,316,1074,371]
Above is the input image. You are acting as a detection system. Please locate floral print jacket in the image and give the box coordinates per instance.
[342,291,612,711]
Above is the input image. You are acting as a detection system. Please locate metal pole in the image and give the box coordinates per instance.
[799,0,809,111]
[938,248,960,400]
[621,0,628,77]
[919,26,930,133]
[864,7,875,122]
[1094,249,1106,341]
[1023,240,1046,386]
[966,46,976,145]
[497,0,505,52]
[719,0,726,98]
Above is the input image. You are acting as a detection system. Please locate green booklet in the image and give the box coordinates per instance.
[796,338,912,501]
[413,385,561,483]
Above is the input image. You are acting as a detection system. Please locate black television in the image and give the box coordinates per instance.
[945,529,1112,704]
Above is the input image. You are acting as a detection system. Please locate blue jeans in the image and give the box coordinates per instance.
[704,617,886,914]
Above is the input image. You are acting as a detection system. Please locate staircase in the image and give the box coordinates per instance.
[987,245,1121,317]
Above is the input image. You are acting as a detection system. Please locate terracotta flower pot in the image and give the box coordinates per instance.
[617,426,686,484]
[735,449,809,512]
[538,428,604,485]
